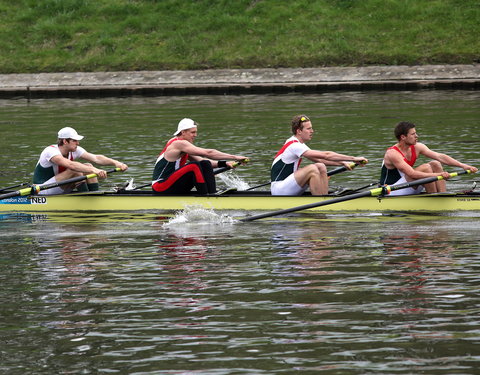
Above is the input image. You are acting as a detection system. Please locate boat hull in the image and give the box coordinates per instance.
[1,191,480,213]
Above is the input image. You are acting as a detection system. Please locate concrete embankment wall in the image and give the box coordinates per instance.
[0,64,479,99]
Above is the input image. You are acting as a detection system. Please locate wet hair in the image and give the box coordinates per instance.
[291,114,310,135]
[394,121,416,140]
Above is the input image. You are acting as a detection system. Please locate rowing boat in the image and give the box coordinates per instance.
[1,190,479,213]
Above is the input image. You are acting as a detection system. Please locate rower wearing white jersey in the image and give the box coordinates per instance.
[271,114,368,196]
[33,127,128,195]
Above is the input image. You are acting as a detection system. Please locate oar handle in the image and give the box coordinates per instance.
[327,162,355,177]
[214,158,250,175]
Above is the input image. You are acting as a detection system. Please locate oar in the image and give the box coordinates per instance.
[241,169,475,222]
[327,162,361,177]
[246,162,361,191]
[0,182,31,193]
[0,168,122,200]
[245,182,270,191]
[126,159,249,191]
[333,181,379,196]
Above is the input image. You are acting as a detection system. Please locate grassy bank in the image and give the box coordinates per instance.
[0,0,478,73]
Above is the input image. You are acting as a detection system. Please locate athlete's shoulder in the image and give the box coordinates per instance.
[384,146,402,160]
[42,144,60,155]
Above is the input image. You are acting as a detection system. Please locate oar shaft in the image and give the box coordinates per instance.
[241,189,377,221]
[386,169,471,193]
[0,168,121,200]
[37,168,120,192]
[241,169,474,222]
[213,164,237,175]
[326,162,357,177]
[245,182,271,191]
[214,158,249,174]
[0,182,30,193]
[246,162,358,192]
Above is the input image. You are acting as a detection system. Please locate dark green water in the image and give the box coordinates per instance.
[0,91,479,374]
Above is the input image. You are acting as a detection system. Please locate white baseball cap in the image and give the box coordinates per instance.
[58,127,84,140]
[173,118,197,136]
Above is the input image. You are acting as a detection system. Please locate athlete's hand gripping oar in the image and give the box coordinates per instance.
[327,161,363,177]
[213,158,249,175]
[0,168,122,200]
[245,161,363,191]
[240,169,475,222]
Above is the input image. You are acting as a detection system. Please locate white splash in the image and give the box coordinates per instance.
[218,171,251,191]
[163,205,237,227]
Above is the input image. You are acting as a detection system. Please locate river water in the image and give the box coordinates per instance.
[0,90,479,374]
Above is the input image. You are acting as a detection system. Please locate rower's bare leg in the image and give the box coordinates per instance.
[53,169,83,192]
[80,163,98,184]
[429,160,447,192]
[294,163,328,195]
[86,176,98,184]
[415,162,445,193]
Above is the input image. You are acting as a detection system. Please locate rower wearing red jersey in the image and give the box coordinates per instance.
[271,114,368,196]
[152,118,248,195]
[380,121,477,195]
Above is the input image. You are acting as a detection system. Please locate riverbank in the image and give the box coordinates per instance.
[1,64,479,99]
[2,1,478,74]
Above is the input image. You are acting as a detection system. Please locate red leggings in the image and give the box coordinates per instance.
[152,160,216,195]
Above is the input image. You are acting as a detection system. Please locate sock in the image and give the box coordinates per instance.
[76,182,88,192]
[87,183,99,191]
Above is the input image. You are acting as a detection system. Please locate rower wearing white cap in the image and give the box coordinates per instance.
[33,127,128,195]
[152,118,248,195]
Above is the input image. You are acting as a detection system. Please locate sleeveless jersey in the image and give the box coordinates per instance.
[152,137,189,182]
[379,145,417,185]
[271,136,309,182]
[33,144,86,184]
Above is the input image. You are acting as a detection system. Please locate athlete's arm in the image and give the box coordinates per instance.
[169,140,246,162]
[416,143,478,172]
[80,151,128,171]
[303,149,368,166]
[50,154,106,177]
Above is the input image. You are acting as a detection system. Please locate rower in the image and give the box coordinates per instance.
[271,114,368,196]
[380,121,478,195]
[152,118,248,195]
[33,127,128,195]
